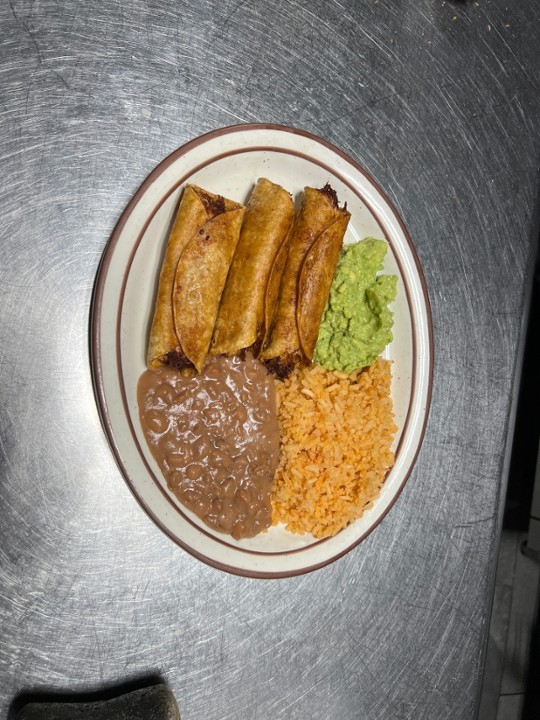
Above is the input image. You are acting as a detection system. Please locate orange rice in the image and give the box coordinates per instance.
[272,358,397,538]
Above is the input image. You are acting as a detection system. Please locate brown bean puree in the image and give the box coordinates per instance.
[137,354,280,540]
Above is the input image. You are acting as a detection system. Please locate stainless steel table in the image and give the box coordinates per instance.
[1,1,539,718]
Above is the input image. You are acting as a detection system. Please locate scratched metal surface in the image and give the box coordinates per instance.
[1,0,539,718]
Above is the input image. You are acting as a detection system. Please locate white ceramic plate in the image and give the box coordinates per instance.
[91,124,433,578]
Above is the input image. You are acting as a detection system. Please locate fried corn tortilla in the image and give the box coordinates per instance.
[211,178,294,356]
[147,185,244,372]
[261,184,350,378]
[297,212,350,361]
[172,206,245,373]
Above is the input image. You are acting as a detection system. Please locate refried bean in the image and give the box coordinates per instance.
[137,354,280,540]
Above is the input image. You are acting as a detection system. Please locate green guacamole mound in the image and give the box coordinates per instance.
[314,238,397,373]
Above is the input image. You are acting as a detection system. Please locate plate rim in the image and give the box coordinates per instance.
[90,122,434,578]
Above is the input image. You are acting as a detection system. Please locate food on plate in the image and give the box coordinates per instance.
[140,179,399,541]
[314,238,397,373]
[260,184,350,379]
[211,178,295,356]
[138,353,280,540]
[272,358,397,538]
[147,185,244,373]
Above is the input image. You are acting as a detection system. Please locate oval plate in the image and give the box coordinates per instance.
[91,124,433,578]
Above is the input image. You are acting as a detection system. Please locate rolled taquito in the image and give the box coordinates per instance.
[147,185,244,373]
[210,178,294,356]
[260,184,350,378]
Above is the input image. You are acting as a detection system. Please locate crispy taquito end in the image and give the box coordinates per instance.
[147,185,241,369]
[210,178,294,356]
[261,184,350,378]
[172,206,245,373]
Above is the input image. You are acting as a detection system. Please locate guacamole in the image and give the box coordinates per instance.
[314,238,397,373]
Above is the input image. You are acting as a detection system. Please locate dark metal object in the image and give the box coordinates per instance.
[15,686,180,720]
[1,1,539,719]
